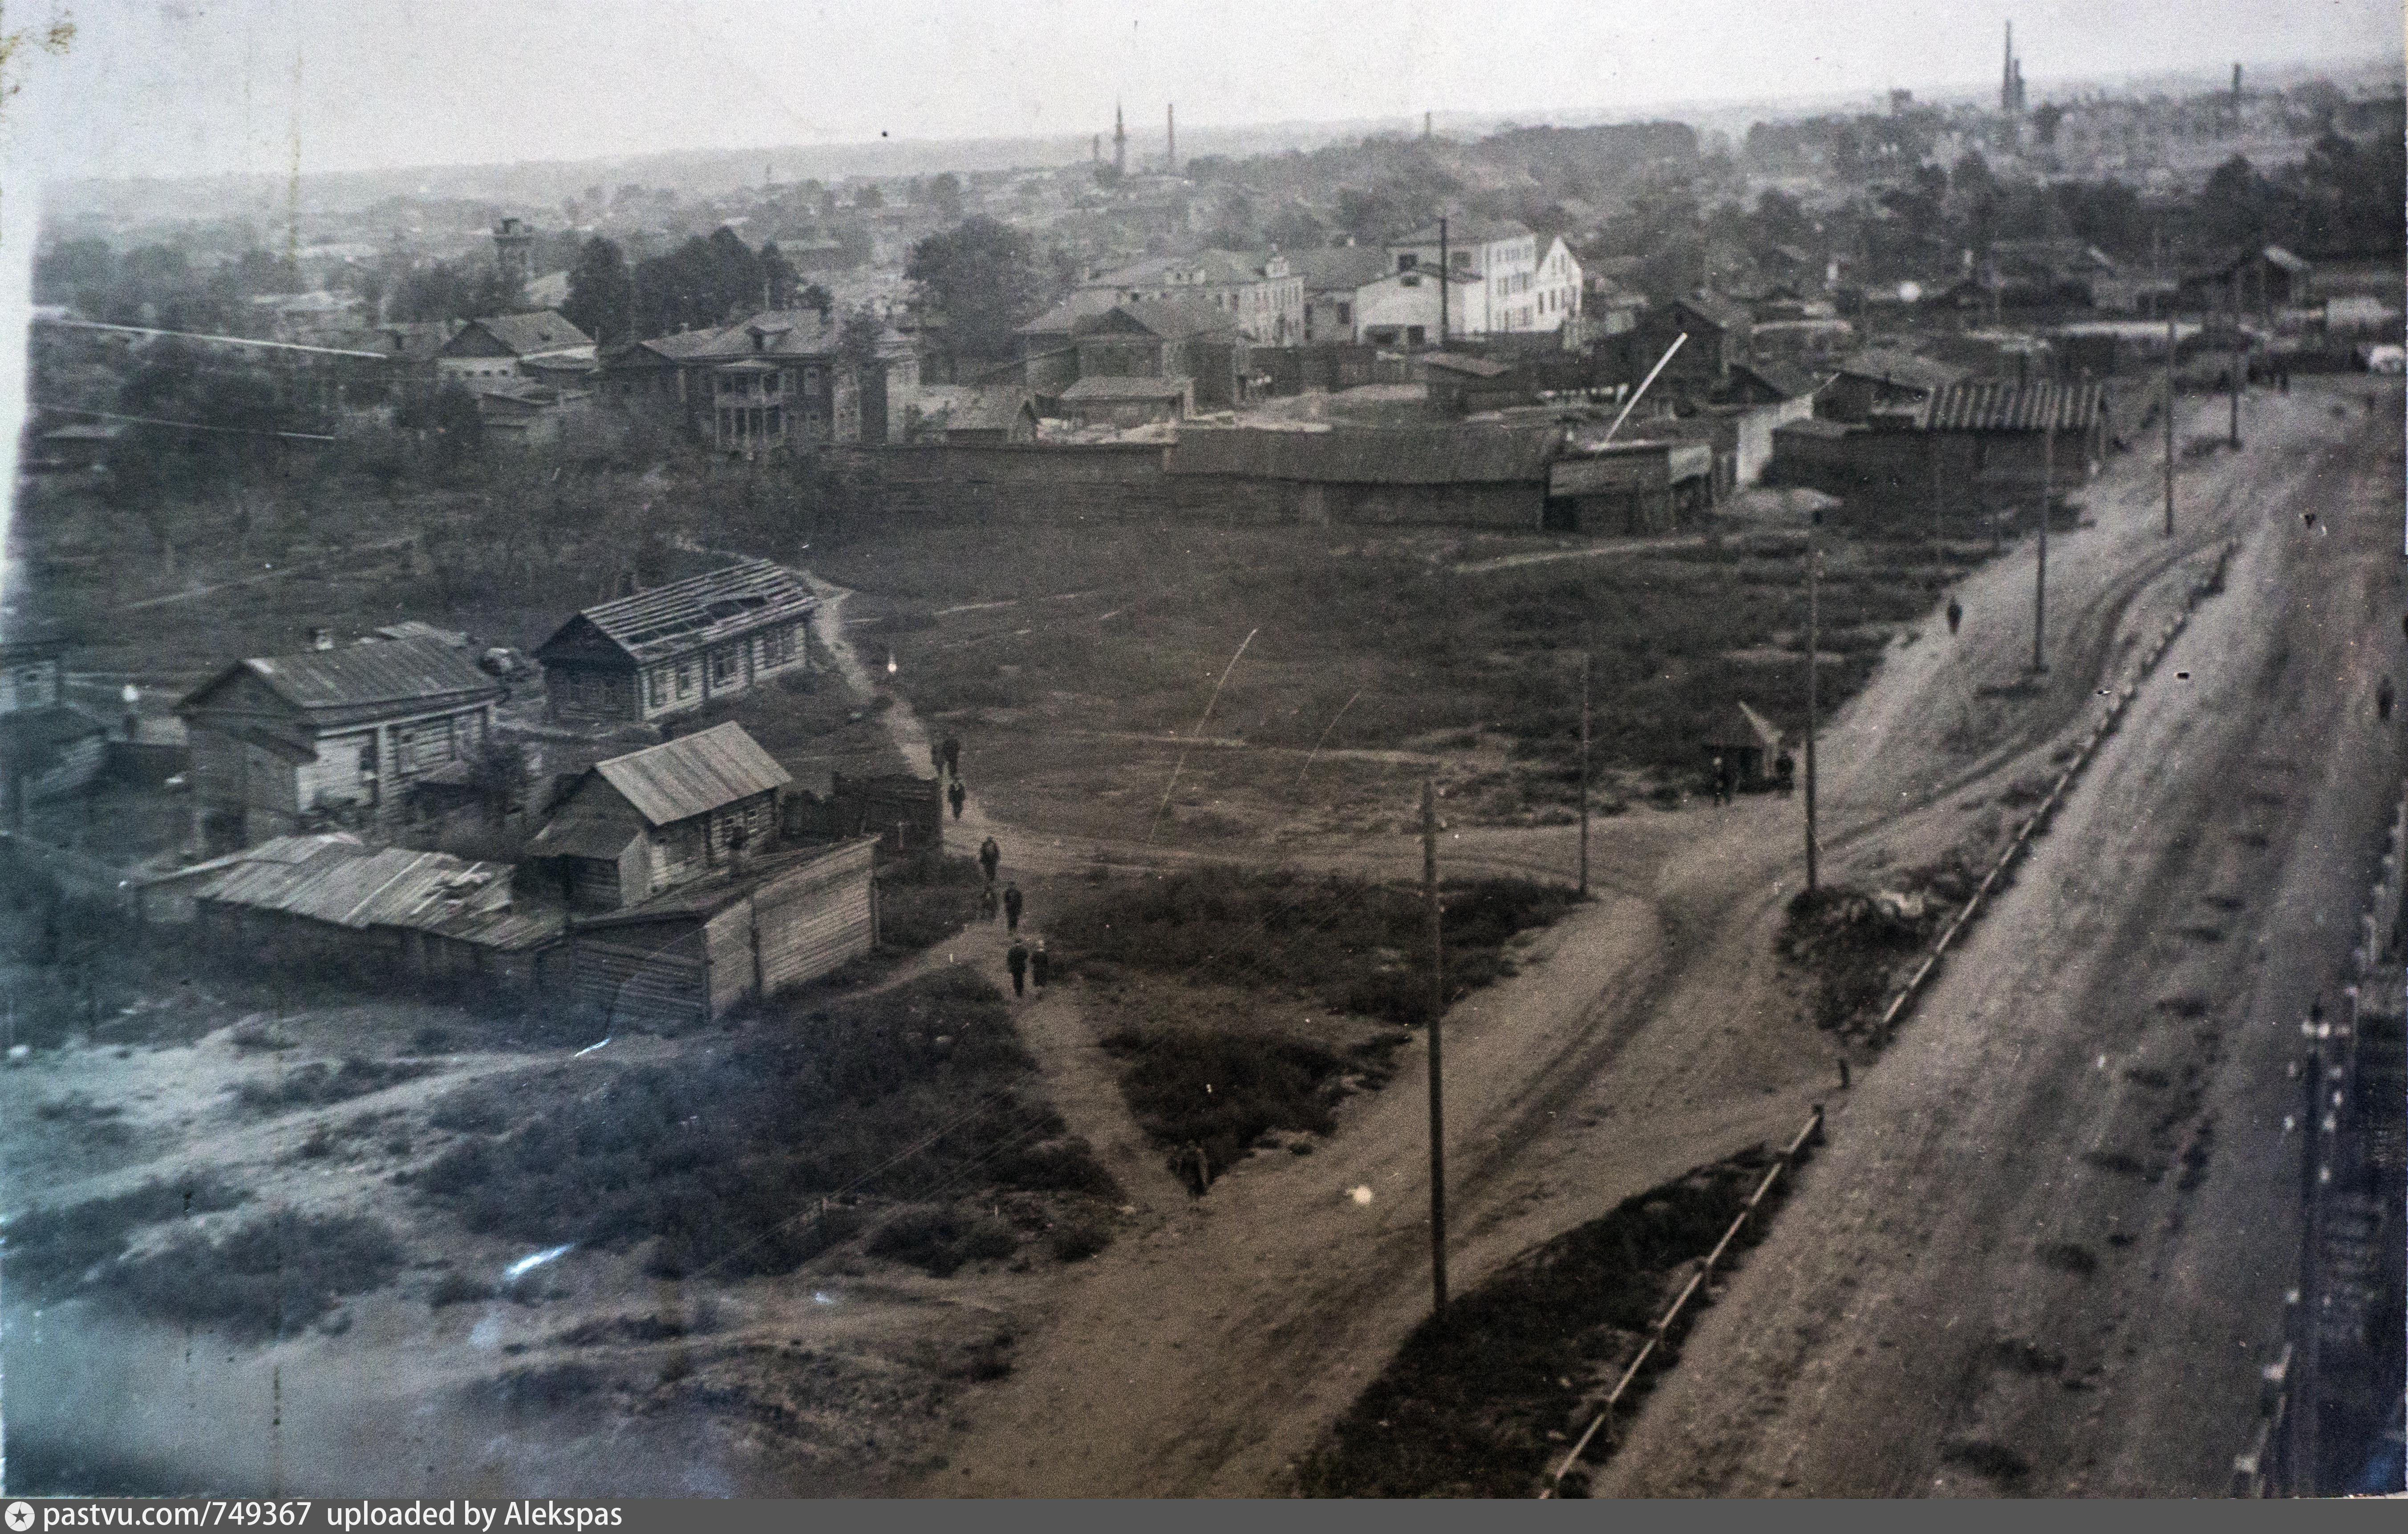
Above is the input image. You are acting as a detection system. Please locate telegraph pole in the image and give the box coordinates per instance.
[2164,314,2177,538]
[2229,273,2244,449]
[1421,780,1448,1314]
[1578,651,1592,900]
[1804,516,1820,895]
[2035,382,2055,674]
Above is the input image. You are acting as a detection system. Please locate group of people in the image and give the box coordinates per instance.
[975,831,1045,996]
[937,735,969,821]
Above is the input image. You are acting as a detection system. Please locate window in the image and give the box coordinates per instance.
[1406,325,1426,345]
[1401,274,1420,288]
[762,625,798,668]
[1334,303,1350,326]
[646,668,668,707]
[1398,253,1418,271]
[710,647,741,687]
[675,661,696,698]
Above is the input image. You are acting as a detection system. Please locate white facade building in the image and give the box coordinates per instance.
[1362,221,1582,341]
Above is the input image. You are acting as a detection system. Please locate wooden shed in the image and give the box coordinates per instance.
[565,838,880,1028]
[1703,701,1789,791]
[527,721,792,911]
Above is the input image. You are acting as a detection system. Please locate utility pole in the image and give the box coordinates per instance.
[2229,272,2244,449]
[1804,516,1820,895]
[1437,217,1449,352]
[1422,779,1448,1315]
[1578,651,1591,899]
[2035,381,2055,674]
[2164,314,2177,538]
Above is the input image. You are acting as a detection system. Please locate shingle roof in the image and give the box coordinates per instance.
[537,559,816,668]
[914,385,1034,433]
[590,722,791,827]
[1393,218,1533,247]
[1082,296,1242,342]
[1165,426,1560,484]
[1924,380,2105,433]
[1082,248,1282,288]
[1674,291,1752,333]
[180,638,503,723]
[1834,349,1969,393]
[1016,288,1127,337]
[1285,247,1390,292]
[1729,359,1819,400]
[448,311,594,358]
[196,838,561,951]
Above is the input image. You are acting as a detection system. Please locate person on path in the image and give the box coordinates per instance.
[978,836,1001,886]
[1708,754,1727,805]
[1180,1142,1210,1200]
[1946,598,1963,636]
[1003,881,1024,935]
[978,883,999,923]
[1030,939,1050,990]
[941,735,962,779]
[1774,749,1796,795]
[2380,676,2395,723]
[1006,939,1029,998]
[948,777,967,821]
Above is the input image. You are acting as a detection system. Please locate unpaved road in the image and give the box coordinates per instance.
[849,384,2386,1497]
[1601,379,2406,1497]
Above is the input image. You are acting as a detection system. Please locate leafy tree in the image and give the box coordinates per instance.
[856,183,884,210]
[928,173,964,219]
[561,236,634,345]
[905,215,1049,362]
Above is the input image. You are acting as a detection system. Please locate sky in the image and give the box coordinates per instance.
[7,0,2402,185]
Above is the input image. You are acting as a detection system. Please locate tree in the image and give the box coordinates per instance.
[837,304,886,373]
[856,182,884,210]
[928,173,964,219]
[561,236,634,345]
[905,215,1049,363]
[759,242,800,309]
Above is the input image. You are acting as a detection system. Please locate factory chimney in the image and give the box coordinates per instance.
[1167,104,1176,174]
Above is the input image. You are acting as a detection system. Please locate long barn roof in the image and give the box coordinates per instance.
[1165,425,1560,485]
[1924,380,2105,433]
[537,559,816,668]
[179,638,503,724]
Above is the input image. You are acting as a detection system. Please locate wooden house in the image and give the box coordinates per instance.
[533,559,815,727]
[176,638,505,853]
[527,722,792,911]
[564,838,879,1027]
[433,311,595,393]
[906,385,1039,444]
[0,627,107,824]
[1703,702,1788,791]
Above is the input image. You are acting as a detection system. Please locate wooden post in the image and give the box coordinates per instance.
[1422,779,1448,1315]
[2035,384,2054,674]
[2229,274,2243,449]
[1804,520,1820,895]
[1437,218,1449,352]
[1578,652,1591,899]
[2165,315,2177,538]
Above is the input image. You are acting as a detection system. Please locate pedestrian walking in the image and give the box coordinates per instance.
[978,884,999,923]
[2379,676,2394,722]
[1774,749,1796,794]
[1030,939,1050,990]
[1179,1141,1210,1200]
[948,777,967,821]
[941,735,962,779]
[1708,754,1727,805]
[1006,939,1029,998]
[1837,1055,1851,1091]
[1003,881,1023,935]
[1946,598,1963,636]
[978,835,1001,886]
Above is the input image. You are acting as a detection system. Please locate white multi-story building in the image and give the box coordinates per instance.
[1353,220,1583,343]
[1078,248,1305,346]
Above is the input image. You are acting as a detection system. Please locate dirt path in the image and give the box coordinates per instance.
[778,389,2352,1496]
[1598,378,2405,1497]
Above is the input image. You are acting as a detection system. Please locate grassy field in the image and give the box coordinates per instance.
[815,519,1983,832]
[1047,866,1577,1174]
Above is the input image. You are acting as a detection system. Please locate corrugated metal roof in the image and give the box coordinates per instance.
[541,559,816,668]
[1165,425,1560,484]
[196,839,562,951]
[183,638,503,720]
[592,722,791,827]
[1924,380,2105,433]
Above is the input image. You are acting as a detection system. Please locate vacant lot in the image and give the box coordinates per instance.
[812,519,1984,837]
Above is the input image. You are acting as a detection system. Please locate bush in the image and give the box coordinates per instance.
[1101,1026,1343,1176]
[1049,1211,1114,1263]
[98,1212,403,1340]
[7,1175,249,1303]
[429,1270,494,1307]
[234,1056,434,1112]
[412,970,1114,1278]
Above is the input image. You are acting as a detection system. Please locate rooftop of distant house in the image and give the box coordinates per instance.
[179,637,503,725]
[535,558,818,669]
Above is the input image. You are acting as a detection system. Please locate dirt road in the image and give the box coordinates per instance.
[857,384,2384,1496]
[1601,379,2405,1496]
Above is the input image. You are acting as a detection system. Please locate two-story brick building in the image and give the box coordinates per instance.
[176,637,506,852]
[533,559,816,728]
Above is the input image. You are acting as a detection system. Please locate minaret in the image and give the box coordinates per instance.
[2002,22,2015,114]
[1113,102,1127,176]
[1167,104,1176,174]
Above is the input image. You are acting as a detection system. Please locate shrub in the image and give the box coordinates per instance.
[1048,1211,1114,1263]
[235,1057,434,1112]
[7,1175,249,1304]
[1101,1025,1343,1175]
[98,1212,403,1340]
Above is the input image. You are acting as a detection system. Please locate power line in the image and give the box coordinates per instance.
[33,317,387,361]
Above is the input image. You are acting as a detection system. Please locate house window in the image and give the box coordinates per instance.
[1335,302,1350,326]
[675,661,696,698]
[646,668,668,707]
[1398,253,1418,271]
[762,625,798,668]
[710,647,741,686]
[1406,325,1426,345]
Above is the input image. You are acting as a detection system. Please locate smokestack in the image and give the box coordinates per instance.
[1424,111,1432,140]
[1167,104,1176,173]
[1113,101,1127,176]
